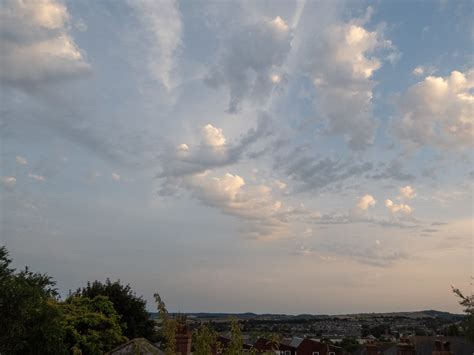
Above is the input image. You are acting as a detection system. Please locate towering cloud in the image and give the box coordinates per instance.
[304,11,397,149]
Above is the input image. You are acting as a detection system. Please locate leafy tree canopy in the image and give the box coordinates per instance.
[0,246,68,354]
[61,295,127,354]
[75,278,155,339]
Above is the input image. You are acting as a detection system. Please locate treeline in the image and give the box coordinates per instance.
[0,246,161,354]
[0,245,257,355]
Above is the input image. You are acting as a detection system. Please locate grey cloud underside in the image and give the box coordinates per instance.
[274,146,373,192]
[205,17,292,112]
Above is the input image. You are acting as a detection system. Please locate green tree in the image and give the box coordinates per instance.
[225,318,243,355]
[340,337,360,354]
[193,324,217,355]
[453,286,474,341]
[0,246,68,354]
[61,295,127,354]
[75,279,155,339]
[154,293,177,355]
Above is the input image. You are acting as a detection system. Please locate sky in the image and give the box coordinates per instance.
[0,0,473,314]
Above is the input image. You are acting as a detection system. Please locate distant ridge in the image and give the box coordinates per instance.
[150,309,463,322]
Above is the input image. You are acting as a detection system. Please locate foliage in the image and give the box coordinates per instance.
[154,292,177,355]
[61,295,127,354]
[339,337,360,354]
[75,278,155,339]
[193,324,217,355]
[225,318,244,355]
[453,286,474,341]
[0,246,68,354]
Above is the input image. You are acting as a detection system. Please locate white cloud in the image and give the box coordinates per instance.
[206,16,292,112]
[0,176,16,188]
[128,0,182,90]
[201,124,226,148]
[385,199,412,215]
[393,69,474,150]
[111,173,121,181]
[355,194,376,212]
[0,0,90,86]
[15,156,28,165]
[184,172,288,239]
[399,185,416,200]
[304,10,398,149]
[412,66,425,76]
[28,173,46,182]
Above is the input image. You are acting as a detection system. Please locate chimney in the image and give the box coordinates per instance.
[397,338,416,355]
[175,315,192,355]
[366,339,378,355]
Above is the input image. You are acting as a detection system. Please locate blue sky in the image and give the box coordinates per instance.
[0,0,473,313]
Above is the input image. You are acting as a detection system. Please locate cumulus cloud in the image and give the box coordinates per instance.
[157,113,273,190]
[128,0,182,90]
[398,185,416,199]
[385,199,412,215]
[0,176,16,188]
[15,156,28,165]
[393,69,474,150]
[304,10,398,149]
[201,124,226,147]
[206,16,292,112]
[184,172,288,239]
[354,194,376,213]
[0,0,90,86]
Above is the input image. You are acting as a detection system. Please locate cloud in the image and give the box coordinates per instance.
[385,199,412,215]
[304,10,398,149]
[412,65,437,77]
[354,194,376,212]
[127,0,183,90]
[201,124,226,147]
[274,146,373,191]
[205,16,292,112]
[398,185,416,200]
[0,176,16,188]
[183,172,288,239]
[157,113,273,190]
[111,173,121,181]
[0,0,90,87]
[392,69,474,150]
[15,156,28,165]
[28,173,46,182]
[370,159,416,182]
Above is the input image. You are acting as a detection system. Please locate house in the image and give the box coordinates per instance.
[286,337,344,355]
[253,337,297,354]
[107,338,164,355]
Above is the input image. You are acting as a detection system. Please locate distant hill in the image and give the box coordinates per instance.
[149,309,463,322]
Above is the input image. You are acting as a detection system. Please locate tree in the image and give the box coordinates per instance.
[0,246,68,354]
[75,279,155,339]
[154,292,177,355]
[225,318,243,355]
[193,324,217,355]
[61,295,127,354]
[339,337,360,354]
[453,286,474,341]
